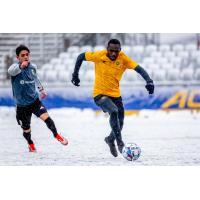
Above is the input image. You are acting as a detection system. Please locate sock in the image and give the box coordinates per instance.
[44,117,58,137]
[23,132,34,144]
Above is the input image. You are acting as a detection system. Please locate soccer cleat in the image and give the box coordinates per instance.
[28,143,36,152]
[117,140,125,153]
[104,137,118,157]
[55,133,68,145]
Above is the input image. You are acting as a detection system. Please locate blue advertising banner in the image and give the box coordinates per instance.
[0,86,200,110]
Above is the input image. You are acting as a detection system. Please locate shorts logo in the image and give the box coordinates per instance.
[20,80,25,84]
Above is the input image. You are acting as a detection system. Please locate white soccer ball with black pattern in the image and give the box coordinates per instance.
[122,143,141,161]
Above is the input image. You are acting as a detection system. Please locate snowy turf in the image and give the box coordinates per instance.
[0,107,200,166]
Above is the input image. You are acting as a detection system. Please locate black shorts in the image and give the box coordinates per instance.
[16,98,47,130]
[94,94,124,113]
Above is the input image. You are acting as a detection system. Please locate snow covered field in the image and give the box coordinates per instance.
[0,107,200,166]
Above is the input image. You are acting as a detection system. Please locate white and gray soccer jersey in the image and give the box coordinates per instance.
[8,62,43,106]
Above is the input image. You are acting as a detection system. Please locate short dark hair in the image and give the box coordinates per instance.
[107,39,121,46]
[16,45,30,56]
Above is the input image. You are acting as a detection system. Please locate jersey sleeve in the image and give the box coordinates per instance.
[85,51,101,62]
[8,63,21,76]
[123,54,139,69]
[32,63,44,91]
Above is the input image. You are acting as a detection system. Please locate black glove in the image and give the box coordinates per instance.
[71,73,80,86]
[145,80,154,94]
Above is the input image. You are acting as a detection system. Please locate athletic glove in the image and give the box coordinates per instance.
[71,73,80,86]
[145,80,154,94]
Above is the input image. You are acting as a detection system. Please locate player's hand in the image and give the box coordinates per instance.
[40,89,47,99]
[145,80,154,94]
[20,61,29,69]
[71,73,80,86]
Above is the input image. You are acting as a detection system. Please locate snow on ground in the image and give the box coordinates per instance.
[0,107,200,166]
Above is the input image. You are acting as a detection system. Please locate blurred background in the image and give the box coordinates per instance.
[0,33,200,110]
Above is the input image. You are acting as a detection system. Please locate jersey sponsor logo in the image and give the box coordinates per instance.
[116,61,120,65]
[20,80,25,85]
[20,80,35,85]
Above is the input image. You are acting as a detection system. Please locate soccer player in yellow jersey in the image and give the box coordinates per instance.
[71,39,154,157]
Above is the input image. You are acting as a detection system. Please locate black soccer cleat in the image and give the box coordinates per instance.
[104,137,118,157]
[117,140,125,154]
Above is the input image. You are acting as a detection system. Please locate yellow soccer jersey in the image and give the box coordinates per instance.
[85,50,138,98]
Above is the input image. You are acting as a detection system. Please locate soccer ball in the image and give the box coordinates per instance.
[122,143,141,161]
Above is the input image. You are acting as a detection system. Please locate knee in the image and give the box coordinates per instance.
[22,125,31,131]
[40,113,49,121]
[23,131,31,137]
[110,107,118,115]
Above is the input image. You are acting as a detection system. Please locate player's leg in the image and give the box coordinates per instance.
[108,97,125,152]
[114,97,125,152]
[95,95,122,141]
[108,97,125,137]
[115,97,124,130]
[16,106,36,152]
[32,99,68,145]
[94,95,123,156]
[23,128,36,152]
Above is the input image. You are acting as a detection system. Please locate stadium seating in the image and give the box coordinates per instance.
[33,42,200,85]
[50,58,62,66]
[181,68,194,81]
[143,57,155,65]
[44,70,58,82]
[147,63,160,71]
[41,64,54,71]
[80,45,93,52]
[159,44,171,52]
[156,57,168,66]
[191,51,200,60]
[161,63,174,70]
[122,70,140,82]
[169,57,182,68]
[172,44,184,53]
[194,68,200,81]
[151,51,162,59]
[58,70,70,82]
[93,45,104,51]
[163,51,176,60]
[185,43,197,52]
[1,34,200,85]
[53,64,66,71]
[145,45,158,56]
[152,69,166,81]
[166,68,180,81]
[67,46,80,53]
[133,45,145,54]
[84,70,95,82]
